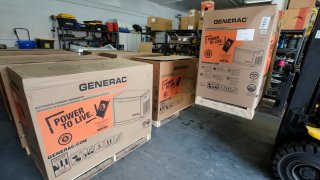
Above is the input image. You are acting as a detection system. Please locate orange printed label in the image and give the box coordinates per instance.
[159,75,183,102]
[37,93,118,155]
[202,30,243,63]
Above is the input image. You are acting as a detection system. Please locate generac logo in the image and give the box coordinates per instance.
[79,76,127,91]
[214,18,247,25]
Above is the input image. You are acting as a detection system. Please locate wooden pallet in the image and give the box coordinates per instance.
[195,96,255,120]
[75,133,151,180]
[152,104,194,128]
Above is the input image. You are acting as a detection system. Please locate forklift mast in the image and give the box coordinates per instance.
[275,12,320,146]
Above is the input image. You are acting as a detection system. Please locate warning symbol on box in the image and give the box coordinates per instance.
[94,141,104,153]
[70,150,83,166]
[83,145,95,159]
[51,153,71,177]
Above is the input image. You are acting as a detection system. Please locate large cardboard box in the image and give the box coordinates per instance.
[138,42,153,52]
[288,0,316,9]
[281,8,314,30]
[97,51,162,59]
[197,5,279,110]
[0,55,106,152]
[7,59,153,179]
[180,16,189,30]
[132,56,197,122]
[187,9,200,30]
[0,49,75,56]
[147,16,172,31]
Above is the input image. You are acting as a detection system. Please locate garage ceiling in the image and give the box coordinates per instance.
[148,0,274,12]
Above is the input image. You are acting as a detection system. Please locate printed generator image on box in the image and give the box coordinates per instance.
[234,46,264,67]
[113,90,151,126]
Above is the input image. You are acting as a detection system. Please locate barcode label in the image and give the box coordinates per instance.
[143,99,150,114]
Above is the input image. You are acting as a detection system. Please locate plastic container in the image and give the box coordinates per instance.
[16,40,36,49]
[35,39,54,49]
[57,18,77,29]
[13,28,36,49]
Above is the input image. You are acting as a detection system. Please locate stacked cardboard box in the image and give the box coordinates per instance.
[0,55,106,153]
[281,8,315,30]
[288,0,316,9]
[180,16,189,30]
[179,9,201,30]
[281,0,316,30]
[187,9,200,30]
[196,5,279,118]
[7,59,153,179]
[147,16,172,31]
[132,56,197,123]
[198,0,215,31]
[198,19,203,30]
[93,51,162,59]
[198,10,206,30]
[138,42,153,52]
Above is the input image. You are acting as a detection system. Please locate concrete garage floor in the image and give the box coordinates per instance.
[0,104,281,180]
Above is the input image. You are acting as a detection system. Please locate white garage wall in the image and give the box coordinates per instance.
[0,0,185,48]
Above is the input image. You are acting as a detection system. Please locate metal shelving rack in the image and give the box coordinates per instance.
[265,29,308,113]
[57,26,119,50]
[151,29,201,56]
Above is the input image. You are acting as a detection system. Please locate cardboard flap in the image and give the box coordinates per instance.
[0,55,105,65]
[134,55,195,61]
[0,49,75,56]
[8,58,148,79]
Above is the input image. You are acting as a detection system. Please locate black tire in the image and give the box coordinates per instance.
[273,141,320,180]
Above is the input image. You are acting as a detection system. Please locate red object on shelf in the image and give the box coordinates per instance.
[113,21,119,32]
[278,59,286,67]
[106,22,114,32]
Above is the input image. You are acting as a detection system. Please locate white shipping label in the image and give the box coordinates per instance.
[315,30,320,39]
[236,29,255,41]
[151,18,156,22]
[188,25,194,30]
[260,16,271,30]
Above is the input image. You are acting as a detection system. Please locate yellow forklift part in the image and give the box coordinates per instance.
[306,126,320,141]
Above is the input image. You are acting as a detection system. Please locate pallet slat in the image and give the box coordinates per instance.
[152,104,194,127]
[195,96,255,120]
